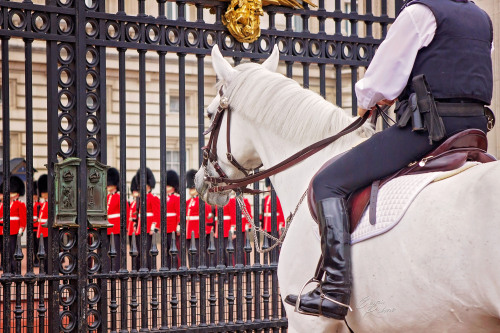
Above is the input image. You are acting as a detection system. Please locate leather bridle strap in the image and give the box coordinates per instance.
[225,105,262,176]
[207,111,371,193]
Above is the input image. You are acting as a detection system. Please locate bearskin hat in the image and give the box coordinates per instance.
[166,170,179,192]
[186,169,197,189]
[130,175,138,193]
[136,168,156,189]
[107,167,120,187]
[38,174,48,194]
[10,176,25,196]
[265,177,271,188]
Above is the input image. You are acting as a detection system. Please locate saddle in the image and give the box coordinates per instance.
[308,129,497,234]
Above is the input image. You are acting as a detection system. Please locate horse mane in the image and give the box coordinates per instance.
[222,63,374,145]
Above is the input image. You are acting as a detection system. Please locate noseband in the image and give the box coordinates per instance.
[202,89,372,194]
[202,89,261,192]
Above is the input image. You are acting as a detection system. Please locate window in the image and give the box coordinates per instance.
[167,2,191,20]
[166,150,180,174]
[293,15,303,32]
[167,2,178,19]
[169,96,179,113]
[344,3,351,36]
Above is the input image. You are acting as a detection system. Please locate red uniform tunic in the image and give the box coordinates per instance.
[0,202,3,235]
[37,201,49,238]
[134,192,161,235]
[127,199,138,236]
[263,194,285,233]
[33,201,41,235]
[1,200,27,236]
[166,193,180,234]
[107,192,128,235]
[215,197,252,238]
[186,196,213,239]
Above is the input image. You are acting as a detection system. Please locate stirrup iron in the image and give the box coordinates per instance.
[295,277,322,316]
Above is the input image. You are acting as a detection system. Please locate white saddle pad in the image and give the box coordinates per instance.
[350,162,480,244]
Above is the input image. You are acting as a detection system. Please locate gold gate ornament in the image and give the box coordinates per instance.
[220,0,316,43]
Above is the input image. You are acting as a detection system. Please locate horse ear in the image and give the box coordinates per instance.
[211,44,237,82]
[262,45,280,72]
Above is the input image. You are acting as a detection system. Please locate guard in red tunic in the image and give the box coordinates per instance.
[215,195,252,266]
[186,169,213,261]
[262,178,286,235]
[36,174,49,268]
[165,170,180,269]
[135,168,161,269]
[127,175,139,268]
[107,167,129,272]
[32,180,41,266]
[127,175,139,238]
[0,176,27,272]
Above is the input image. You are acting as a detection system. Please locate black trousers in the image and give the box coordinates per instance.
[313,115,488,200]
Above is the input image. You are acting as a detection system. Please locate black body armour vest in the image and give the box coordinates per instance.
[401,0,493,105]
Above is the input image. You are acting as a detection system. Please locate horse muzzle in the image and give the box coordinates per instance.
[195,168,231,207]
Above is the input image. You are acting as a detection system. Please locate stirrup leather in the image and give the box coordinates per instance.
[294,278,353,316]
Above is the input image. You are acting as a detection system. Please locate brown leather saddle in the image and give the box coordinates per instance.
[307,129,497,234]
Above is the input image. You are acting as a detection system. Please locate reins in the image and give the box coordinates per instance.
[202,92,374,253]
[202,92,372,194]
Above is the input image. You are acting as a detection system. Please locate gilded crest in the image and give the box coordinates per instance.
[220,0,316,43]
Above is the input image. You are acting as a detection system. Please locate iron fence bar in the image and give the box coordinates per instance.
[197,49,208,327]
[76,1,90,331]
[262,236,270,323]
[118,45,129,333]
[303,62,310,89]
[109,237,118,333]
[24,32,36,333]
[319,63,326,98]
[14,235,23,333]
[138,44,149,330]
[252,177,262,325]
[45,3,61,330]
[351,65,358,115]
[216,207,225,325]
[157,2,169,327]
[366,0,373,38]
[270,187,279,327]
[235,203,244,325]
[2,34,13,333]
[382,0,389,36]
[188,237,198,327]
[151,234,159,330]
[178,50,189,329]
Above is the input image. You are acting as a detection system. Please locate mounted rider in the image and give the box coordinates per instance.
[286,0,493,321]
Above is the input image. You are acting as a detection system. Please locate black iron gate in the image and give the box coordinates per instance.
[0,0,401,332]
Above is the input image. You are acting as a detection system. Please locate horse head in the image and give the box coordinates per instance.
[195,44,280,206]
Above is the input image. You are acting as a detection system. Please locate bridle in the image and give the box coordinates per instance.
[201,88,373,195]
[201,88,262,192]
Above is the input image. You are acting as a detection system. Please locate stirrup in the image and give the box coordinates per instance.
[295,277,322,316]
[294,278,353,316]
[319,283,353,312]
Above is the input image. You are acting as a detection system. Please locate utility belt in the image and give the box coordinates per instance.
[396,74,495,144]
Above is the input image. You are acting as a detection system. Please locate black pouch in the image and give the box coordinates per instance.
[412,75,446,144]
[396,93,425,131]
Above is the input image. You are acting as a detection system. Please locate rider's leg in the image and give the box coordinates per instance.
[285,114,487,319]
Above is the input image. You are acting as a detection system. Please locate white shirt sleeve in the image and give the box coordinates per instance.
[355,4,437,110]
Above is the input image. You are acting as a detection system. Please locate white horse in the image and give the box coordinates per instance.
[195,45,500,333]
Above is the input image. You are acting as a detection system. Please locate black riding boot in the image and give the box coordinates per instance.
[285,197,352,319]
